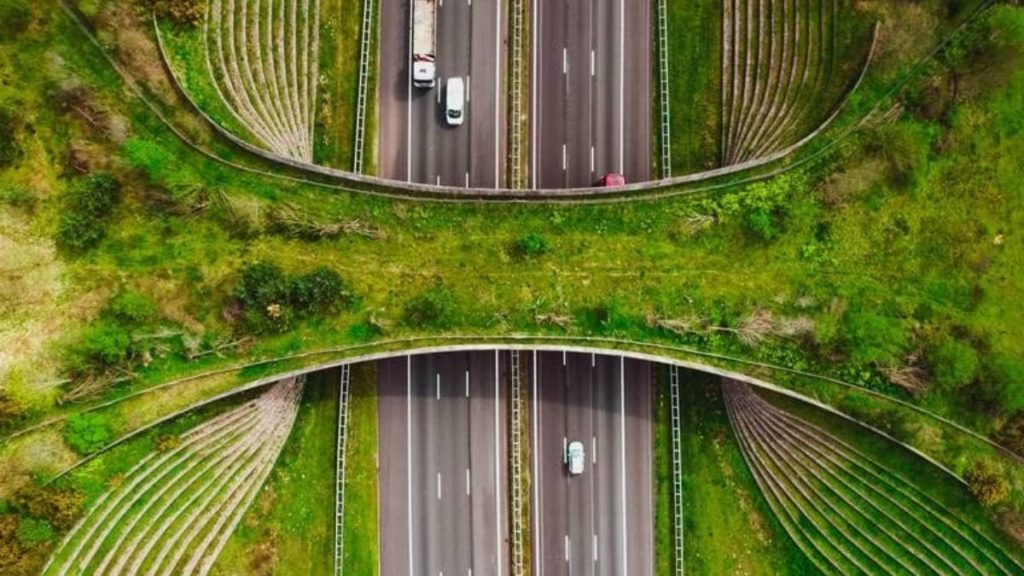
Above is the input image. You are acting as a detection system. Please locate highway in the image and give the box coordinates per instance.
[531,351,654,576]
[377,351,509,576]
[378,0,507,187]
[531,0,651,188]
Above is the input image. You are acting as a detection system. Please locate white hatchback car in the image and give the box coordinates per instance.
[565,440,585,476]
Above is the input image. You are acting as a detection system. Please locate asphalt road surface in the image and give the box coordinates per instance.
[378,0,507,187]
[531,0,651,188]
[531,351,654,576]
[378,351,510,576]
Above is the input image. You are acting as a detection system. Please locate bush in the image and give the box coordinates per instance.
[965,460,1009,506]
[289,267,352,312]
[65,320,133,373]
[0,391,21,428]
[104,291,156,325]
[0,184,35,212]
[232,263,352,333]
[996,413,1024,457]
[0,107,21,168]
[0,1,31,39]
[513,232,550,258]
[841,310,908,365]
[64,413,113,455]
[402,287,455,329]
[142,0,205,26]
[0,515,23,569]
[927,339,979,390]
[233,262,290,312]
[15,519,53,546]
[10,487,83,531]
[55,172,121,253]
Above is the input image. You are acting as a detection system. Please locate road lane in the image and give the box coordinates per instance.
[379,0,506,187]
[377,356,410,576]
[532,352,653,576]
[533,0,650,188]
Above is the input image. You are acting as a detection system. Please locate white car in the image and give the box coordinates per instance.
[445,77,465,126]
[565,440,585,476]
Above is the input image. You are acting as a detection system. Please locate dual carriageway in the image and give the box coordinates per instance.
[378,0,652,189]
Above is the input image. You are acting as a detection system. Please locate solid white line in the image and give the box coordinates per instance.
[494,350,502,576]
[618,0,625,173]
[438,472,443,500]
[466,468,471,496]
[466,75,471,102]
[620,356,628,575]
[465,370,470,398]
[531,0,539,189]
[406,356,413,576]
[406,0,413,182]
[494,0,501,189]
[532,351,541,576]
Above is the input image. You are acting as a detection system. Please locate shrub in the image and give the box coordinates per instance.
[0,391,20,428]
[289,267,351,312]
[64,320,133,373]
[233,262,290,312]
[513,232,550,258]
[841,310,908,365]
[10,487,83,531]
[0,515,23,569]
[0,184,35,212]
[927,339,979,390]
[64,413,113,455]
[0,1,31,39]
[55,172,121,253]
[0,107,21,168]
[15,519,53,546]
[142,0,205,27]
[232,263,352,333]
[965,460,1009,506]
[402,287,455,329]
[104,291,156,325]
[996,413,1024,457]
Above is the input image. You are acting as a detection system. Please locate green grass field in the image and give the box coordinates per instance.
[678,371,818,574]
[211,370,338,574]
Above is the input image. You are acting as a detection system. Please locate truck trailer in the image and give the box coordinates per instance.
[412,0,437,88]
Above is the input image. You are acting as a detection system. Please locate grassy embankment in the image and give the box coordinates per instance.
[665,0,721,174]
[315,0,374,172]
[210,362,378,574]
[678,370,817,574]
[761,387,1024,566]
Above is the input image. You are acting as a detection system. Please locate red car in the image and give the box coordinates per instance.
[601,173,626,187]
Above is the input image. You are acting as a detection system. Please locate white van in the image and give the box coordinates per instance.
[445,77,465,127]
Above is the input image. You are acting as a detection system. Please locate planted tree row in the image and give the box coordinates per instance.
[720,0,867,165]
[43,378,304,576]
[722,380,1023,576]
[205,0,320,162]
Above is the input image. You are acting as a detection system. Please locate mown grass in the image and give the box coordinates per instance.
[315,0,369,171]
[651,366,672,575]
[665,0,721,174]
[342,361,379,574]
[212,370,338,574]
[678,371,817,574]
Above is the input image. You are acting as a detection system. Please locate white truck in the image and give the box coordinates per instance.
[412,0,437,88]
